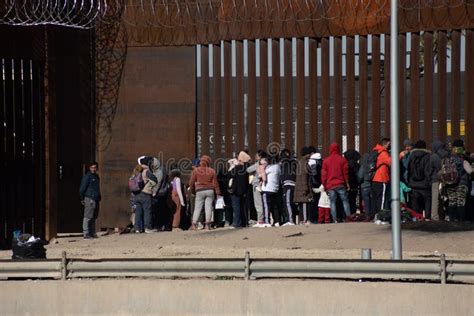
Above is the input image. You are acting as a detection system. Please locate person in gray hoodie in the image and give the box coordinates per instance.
[429,141,449,220]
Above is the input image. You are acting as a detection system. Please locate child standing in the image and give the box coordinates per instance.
[169,169,185,231]
[313,184,331,224]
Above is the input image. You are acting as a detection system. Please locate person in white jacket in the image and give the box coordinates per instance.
[261,155,281,227]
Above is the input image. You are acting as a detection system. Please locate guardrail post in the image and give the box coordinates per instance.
[245,251,250,280]
[61,251,68,280]
[440,254,446,284]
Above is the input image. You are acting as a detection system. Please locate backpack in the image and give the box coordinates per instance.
[409,153,429,182]
[128,173,144,194]
[156,172,171,197]
[361,150,380,182]
[439,157,459,185]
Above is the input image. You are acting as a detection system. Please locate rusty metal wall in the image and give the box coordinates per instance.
[197,31,474,159]
[97,46,196,229]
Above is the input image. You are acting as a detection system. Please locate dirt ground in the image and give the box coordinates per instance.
[1,222,474,260]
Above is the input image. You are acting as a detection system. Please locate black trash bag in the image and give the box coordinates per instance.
[11,234,47,260]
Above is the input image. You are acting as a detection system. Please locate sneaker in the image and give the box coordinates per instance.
[224,221,230,228]
[274,222,280,227]
[282,222,294,227]
[262,223,272,228]
[252,223,263,228]
[145,228,158,233]
[83,235,93,240]
[135,230,141,234]
[228,226,236,230]
[197,223,204,230]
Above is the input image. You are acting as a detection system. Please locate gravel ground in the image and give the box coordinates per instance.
[1,222,473,260]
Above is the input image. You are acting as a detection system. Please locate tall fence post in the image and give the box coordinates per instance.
[440,254,447,284]
[245,251,250,280]
[61,251,67,280]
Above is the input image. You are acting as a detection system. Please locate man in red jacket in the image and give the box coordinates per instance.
[322,143,351,222]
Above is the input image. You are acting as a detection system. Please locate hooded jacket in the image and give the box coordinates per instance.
[261,163,281,193]
[407,148,432,189]
[321,143,349,191]
[189,155,221,195]
[344,149,361,190]
[429,141,449,183]
[372,144,392,183]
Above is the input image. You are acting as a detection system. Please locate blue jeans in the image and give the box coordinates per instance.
[134,192,153,231]
[361,185,372,217]
[328,186,351,221]
[231,194,245,227]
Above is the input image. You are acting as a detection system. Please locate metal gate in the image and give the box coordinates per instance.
[0,58,44,248]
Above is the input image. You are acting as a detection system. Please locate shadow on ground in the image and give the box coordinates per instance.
[402,221,474,233]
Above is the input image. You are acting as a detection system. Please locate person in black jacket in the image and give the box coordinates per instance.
[344,149,361,214]
[429,141,449,220]
[228,151,251,228]
[407,140,432,219]
[79,162,101,239]
[280,149,298,225]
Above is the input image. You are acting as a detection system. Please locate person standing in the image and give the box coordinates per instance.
[429,141,449,221]
[261,154,281,227]
[407,140,432,219]
[247,150,267,226]
[321,143,351,222]
[134,161,158,233]
[294,147,313,224]
[169,169,185,231]
[228,151,251,228]
[189,155,221,230]
[344,149,361,213]
[371,138,392,214]
[79,162,101,239]
[280,149,298,225]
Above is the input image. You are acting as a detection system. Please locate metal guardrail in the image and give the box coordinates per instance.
[0,252,473,284]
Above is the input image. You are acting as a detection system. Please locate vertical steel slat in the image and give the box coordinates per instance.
[213,43,222,159]
[260,39,269,148]
[201,45,210,155]
[384,34,391,138]
[398,34,407,144]
[309,38,318,148]
[423,32,433,144]
[284,39,293,151]
[248,40,257,154]
[359,36,368,153]
[372,35,381,147]
[272,39,281,145]
[451,30,461,140]
[438,31,447,141]
[247,41,257,153]
[465,30,474,151]
[346,37,355,150]
[224,41,232,157]
[410,33,420,141]
[321,37,330,155]
[297,38,305,152]
[333,37,342,147]
[236,41,244,151]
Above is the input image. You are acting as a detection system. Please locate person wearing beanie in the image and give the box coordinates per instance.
[294,146,313,224]
[228,151,251,228]
[407,140,432,219]
[280,149,298,225]
[189,155,221,230]
[321,143,351,222]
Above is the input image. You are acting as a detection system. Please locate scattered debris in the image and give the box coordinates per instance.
[289,247,301,250]
[284,232,304,238]
[243,237,248,240]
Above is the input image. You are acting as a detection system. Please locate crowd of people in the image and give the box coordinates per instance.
[122,137,474,234]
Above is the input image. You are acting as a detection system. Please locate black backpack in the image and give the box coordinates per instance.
[360,150,380,182]
[409,153,429,182]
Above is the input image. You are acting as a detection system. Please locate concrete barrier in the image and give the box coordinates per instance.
[1,279,473,315]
